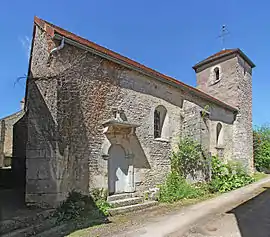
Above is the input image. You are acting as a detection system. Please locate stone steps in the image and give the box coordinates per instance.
[1,220,56,237]
[109,197,143,208]
[107,193,158,216]
[108,201,158,216]
[35,223,70,237]
[107,193,135,202]
[0,209,55,236]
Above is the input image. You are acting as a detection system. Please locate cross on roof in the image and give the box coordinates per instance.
[218,25,230,50]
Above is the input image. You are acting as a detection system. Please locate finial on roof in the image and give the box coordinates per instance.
[218,25,230,50]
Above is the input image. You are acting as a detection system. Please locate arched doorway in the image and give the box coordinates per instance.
[108,145,129,194]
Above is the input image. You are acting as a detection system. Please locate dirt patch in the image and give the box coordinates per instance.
[67,195,216,237]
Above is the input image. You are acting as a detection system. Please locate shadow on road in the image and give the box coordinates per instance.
[228,186,270,237]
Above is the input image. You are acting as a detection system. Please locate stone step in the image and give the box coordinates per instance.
[1,219,56,237]
[109,197,143,208]
[107,193,135,202]
[108,201,158,216]
[0,209,54,235]
[35,223,70,237]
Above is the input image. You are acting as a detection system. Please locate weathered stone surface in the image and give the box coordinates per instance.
[0,111,24,167]
[0,209,54,235]
[109,197,143,208]
[25,21,254,207]
[196,55,253,171]
[107,193,135,202]
[108,201,158,216]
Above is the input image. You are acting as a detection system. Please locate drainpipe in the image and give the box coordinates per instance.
[50,37,65,55]
[47,37,65,65]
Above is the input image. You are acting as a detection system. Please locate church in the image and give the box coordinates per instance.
[19,17,255,207]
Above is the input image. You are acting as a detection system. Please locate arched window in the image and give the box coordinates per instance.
[214,67,220,81]
[216,122,222,146]
[154,105,167,139]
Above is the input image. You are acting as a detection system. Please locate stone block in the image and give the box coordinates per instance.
[26,193,67,208]
[26,158,51,179]
[26,179,58,194]
[26,149,47,159]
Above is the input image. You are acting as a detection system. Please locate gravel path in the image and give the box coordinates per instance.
[67,199,209,237]
[67,177,270,237]
[182,185,270,237]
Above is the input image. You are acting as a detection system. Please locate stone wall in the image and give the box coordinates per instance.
[0,120,5,167]
[12,113,28,188]
[233,57,253,171]
[0,111,24,167]
[196,55,253,171]
[26,24,237,207]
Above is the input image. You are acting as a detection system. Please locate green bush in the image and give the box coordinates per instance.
[158,138,209,203]
[158,171,206,203]
[91,188,108,202]
[209,156,254,193]
[54,190,111,223]
[95,199,111,216]
[253,125,270,171]
[171,138,206,179]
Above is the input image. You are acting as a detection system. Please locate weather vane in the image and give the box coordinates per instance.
[218,25,230,50]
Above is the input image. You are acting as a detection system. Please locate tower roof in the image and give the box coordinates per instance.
[192,48,255,72]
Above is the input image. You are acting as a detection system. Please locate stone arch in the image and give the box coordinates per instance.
[214,67,220,81]
[101,135,132,160]
[216,122,223,146]
[154,105,169,139]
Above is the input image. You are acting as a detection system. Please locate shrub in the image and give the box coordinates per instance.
[209,156,254,193]
[54,190,111,223]
[158,171,206,203]
[171,138,206,179]
[95,199,111,216]
[253,125,270,171]
[91,188,108,202]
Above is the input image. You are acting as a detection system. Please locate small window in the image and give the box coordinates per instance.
[216,122,222,146]
[154,110,161,138]
[154,105,167,139]
[214,67,220,81]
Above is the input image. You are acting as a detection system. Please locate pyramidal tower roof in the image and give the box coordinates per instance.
[193,48,255,72]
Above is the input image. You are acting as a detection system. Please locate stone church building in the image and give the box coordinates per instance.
[19,17,255,207]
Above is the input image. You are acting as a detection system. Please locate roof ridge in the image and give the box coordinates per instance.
[33,16,238,112]
[193,48,255,70]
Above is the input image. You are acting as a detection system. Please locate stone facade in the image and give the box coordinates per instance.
[0,110,24,167]
[195,52,254,170]
[23,18,255,207]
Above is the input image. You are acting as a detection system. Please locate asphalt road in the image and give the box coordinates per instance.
[182,187,270,237]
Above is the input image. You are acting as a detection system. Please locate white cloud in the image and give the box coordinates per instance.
[19,36,31,60]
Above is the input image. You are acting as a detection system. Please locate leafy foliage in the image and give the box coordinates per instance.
[95,199,111,216]
[158,171,207,203]
[253,125,270,171]
[209,156,254,193]
[158,138,209,203]
[159,136,257,203]
[91,188,108,202]
[171,138,206,179]
[54,190,111,223]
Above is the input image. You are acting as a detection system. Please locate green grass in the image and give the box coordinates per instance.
[252,172,268,181]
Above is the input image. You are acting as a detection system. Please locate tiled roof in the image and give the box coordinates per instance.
[33,16,238,112]
[193,49,255,71]
[206,49,237,60]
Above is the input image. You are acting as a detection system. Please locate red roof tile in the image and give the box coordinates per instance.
[206,49,237,60]
[193,49,255,71]
[33,16,238,112]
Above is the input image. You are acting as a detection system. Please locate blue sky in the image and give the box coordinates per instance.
[0,0,269,126]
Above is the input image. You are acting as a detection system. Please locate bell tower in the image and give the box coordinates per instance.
[193,49,256,171]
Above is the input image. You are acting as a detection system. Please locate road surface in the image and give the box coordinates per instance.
[182,186,270,237]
